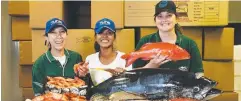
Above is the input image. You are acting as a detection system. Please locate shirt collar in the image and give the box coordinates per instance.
[45,49,70,63]
[155,30,182,45]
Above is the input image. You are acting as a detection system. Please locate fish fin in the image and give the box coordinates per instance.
[125,57,139,67]
[142,57,151,60]
[121,54,130,60]
[139,43,152,50]
[122,54,138,67]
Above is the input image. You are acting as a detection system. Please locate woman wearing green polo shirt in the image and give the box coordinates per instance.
[32,18,90,96]
[133,0,204,78]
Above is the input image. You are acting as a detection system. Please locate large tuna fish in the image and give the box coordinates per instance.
[88,68,221,101]
[121,42,190,67]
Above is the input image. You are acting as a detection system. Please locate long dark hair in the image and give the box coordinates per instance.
[94,41,100,52]
[174,23,183,34]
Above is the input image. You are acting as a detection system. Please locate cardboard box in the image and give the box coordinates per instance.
[210,92,239,101]
[65,29,95,60]
[235,76,241,91]
[22,88,34,100]
[203,61,234,91]
[29,1,63,28]
[234,45,241,61]
[235,61,241,76]
[140,27,203,56]
[91,1,123,28]
[182,27,203,57]
[124,1,157,27]
[12,17,31,41]
[204,28,234,60]
[8,1,29,16]
[235,91,241,101]
[115,29,135,54]
[124,1,228,26]
[31,30,48,62]
[140,28,157,38]
[19,65,32,88]
[19,41,33,65]
[32,29,95,62]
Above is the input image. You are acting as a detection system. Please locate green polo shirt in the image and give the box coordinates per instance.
[133,31,204,73]
[32,49,92,96]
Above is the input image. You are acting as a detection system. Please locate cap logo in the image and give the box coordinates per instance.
[99,20,111,25]
[50,20,62,25]
[159,1,168,8]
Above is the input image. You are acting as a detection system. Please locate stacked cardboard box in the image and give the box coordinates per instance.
[204,28,234,60]
[19,65,32,88]
[91,1,124,29]
[203,27,237,100]
[203,61,234,91]
[234,45,241,101]
[19,41,32,65]
[29,1,64,28]
[12,17,31,41]
[8,1,29,16]
[22,88,34,100]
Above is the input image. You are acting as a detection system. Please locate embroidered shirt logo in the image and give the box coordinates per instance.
[178,66,188,71]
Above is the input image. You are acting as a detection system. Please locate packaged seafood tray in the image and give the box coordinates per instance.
[45,76,88,96]
[29,92,86,101]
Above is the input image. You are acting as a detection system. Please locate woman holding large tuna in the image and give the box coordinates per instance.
[127,0,204,78]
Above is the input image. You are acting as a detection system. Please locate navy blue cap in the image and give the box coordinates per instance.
[45,18,67,36]
[94,18,116,34]
[155,0,176,15]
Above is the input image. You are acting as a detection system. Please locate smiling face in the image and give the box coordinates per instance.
[45,27,67,51]
[155,11,177,32]
[95,28,115,49]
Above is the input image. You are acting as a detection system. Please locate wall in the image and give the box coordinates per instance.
[1,1,22,101]
[229,1,241,23]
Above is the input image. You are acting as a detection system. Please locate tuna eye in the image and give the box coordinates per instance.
[193,86,200,92]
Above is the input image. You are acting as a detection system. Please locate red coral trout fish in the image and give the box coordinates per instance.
[121,42,190,67]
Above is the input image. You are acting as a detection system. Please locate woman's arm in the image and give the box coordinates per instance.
[32,62,45,96]
[189,41,204,74]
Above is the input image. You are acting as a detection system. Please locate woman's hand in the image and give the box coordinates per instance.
[143,52,170,68]
[73,62,89,77]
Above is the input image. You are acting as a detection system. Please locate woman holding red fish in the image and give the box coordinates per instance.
[129,0,204,77]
